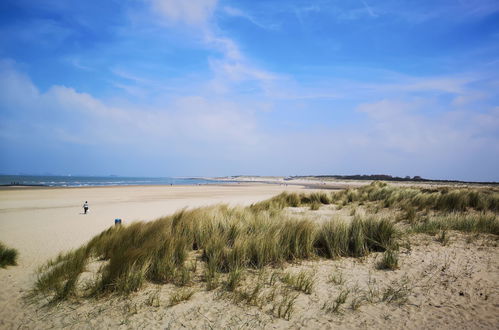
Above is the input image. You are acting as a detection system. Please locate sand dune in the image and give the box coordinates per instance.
[0,183,308,329]
[1,183,498,329]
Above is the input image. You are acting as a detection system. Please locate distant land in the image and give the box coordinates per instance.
[227,174,499,185]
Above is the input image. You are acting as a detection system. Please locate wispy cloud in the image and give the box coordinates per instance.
[144,0,281,96]
[361,1,377,18]
[222,6,279,30]
[148,0,218,27]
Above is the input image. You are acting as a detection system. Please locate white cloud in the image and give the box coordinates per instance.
[356,98,499,156]
[149,0,218,27]
[2,60,499,180]
[0,62,262,151]
[145,0,280,96]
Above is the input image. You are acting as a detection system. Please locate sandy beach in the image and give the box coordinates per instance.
[0,183,310,328]
[1,182,498,329]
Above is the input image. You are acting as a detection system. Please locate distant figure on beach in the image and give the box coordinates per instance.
[83,201,89,214]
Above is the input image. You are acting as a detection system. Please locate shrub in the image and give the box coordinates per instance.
[0,242,18,268]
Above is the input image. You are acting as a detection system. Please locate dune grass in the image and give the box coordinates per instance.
[377,249,399,270]
[314,216,397,258]
[411,212,499,235]
[33,200,397,301]
[168,288,195,306]
[250,191,332,212]
[32,183,498,303]
[0,242,18,268]
[252,182,499,216]
[281,270,315,294]
[333,181,499,213]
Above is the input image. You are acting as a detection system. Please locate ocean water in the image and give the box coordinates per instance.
[0,175,224,187]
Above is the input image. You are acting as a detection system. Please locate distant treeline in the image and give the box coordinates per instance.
[289,175,498,185]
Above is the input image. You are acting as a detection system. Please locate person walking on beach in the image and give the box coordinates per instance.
[83,201,89,214]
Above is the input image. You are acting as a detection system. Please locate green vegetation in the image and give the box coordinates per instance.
[33,199,397,302]
[377,249,399,270]
[281,270,315,294]
[411,213,499,235]
[327,269,345,285]
[436,230,450,246]
[323,289,350,314]
[271,290,299,320]
[0,242,18,268]
[333,181,499,212]
[224,267,244,292]
[168,288,194,306]
[310,201,321,210]
[32,181,498,306]
[315,216,397,258]
[380,277,411,305]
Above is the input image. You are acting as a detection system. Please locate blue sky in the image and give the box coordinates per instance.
[1,0,498,180]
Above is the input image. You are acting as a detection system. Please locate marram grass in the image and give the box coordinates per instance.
[33,201,397,301]
[333,181,499,212]
[0,242,18,268]
[411,212,499,235]
[33,183,498,302]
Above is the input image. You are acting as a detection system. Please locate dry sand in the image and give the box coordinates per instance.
[1,183,498,329]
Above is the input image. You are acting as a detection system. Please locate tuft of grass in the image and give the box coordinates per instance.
[0,242,18,268]
[381,277,411,305]
[377,249,399,270]
[145,289,161,307]
[364,275,380,303]
[327,269,345,286]
[268,270,281,287]
[224,267,244,292]
[233,282,264,307]
[402,205,417,223]
[315,216,397,259]
[272,289,299,320]
[168,288,195,306]
[323,288,350,314]
[34,246,89,300]
[436,230,449,246]
[350,296,364,311]
[204,266,219,291]
[310,201,321,211]
[315,219,349,259]
[281,270,315,294]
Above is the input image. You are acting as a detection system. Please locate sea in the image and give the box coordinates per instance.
[0,175,226,187]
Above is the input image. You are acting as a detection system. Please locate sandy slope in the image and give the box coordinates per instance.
[0,183,306,329]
